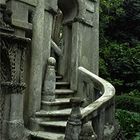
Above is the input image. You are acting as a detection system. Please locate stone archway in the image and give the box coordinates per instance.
[58,0,78,23]
[55,0,79,82]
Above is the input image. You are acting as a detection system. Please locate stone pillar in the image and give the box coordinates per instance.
[42,57,56,102]
[71,0,99,90]
[28,0,45,117]
[65,98,82,140]
[1,34,30,140]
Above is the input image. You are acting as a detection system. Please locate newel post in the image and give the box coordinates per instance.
[42,57,56,102]
[65,98,82,140]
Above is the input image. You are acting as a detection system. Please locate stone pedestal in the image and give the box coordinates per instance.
[65,98,82,140]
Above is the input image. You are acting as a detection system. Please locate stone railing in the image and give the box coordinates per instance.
[65,67,116,140]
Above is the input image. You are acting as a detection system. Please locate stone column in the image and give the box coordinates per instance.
[70,0,99,90]
[28,0,45,117]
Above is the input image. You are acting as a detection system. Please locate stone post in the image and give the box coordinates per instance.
[65,98,82,140]
[42,57,56,102]
[28,0,45,117]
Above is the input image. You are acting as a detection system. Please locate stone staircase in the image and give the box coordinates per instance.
[30,75,74,140]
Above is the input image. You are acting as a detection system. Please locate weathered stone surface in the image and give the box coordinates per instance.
[28,0,45,117]
[40,121,67,128]
[65,98,82,140]
[0,0,5,5]
[30,131,65,140]
[35,109,71,117]
[79,122,97,140]
[58,0,99,91]
[6,0,58,30]
[42,57,56,102]
[104,124,115,140]
[0,1,117,140]
[0,4,29,139]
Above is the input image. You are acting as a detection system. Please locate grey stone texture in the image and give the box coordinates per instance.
[42,57,56,102]
[0,0,117,140]
[79,122,97,140]
[28,0,45,117]
[57,0,99,91]
[65,98,82,140]
[0,2,30,139]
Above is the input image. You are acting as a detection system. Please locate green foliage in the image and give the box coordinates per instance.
[100,1,140,138]
[116,92,140,112]
[99,1,140,94]
[128,90,140,98]
[100,0,124,46]
[134,133,140,140]
[116,109,140,139]
[100,42,140,93]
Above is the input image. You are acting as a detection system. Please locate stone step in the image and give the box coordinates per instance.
[39,121,67,133]
[40,121,67,128]
[56,82,70,89]
[41,98,71,111]
[36,109,71,117]
[35,109,71,121]
[31,131,64,140]
[56,75,63,82]
[55,89,74,98]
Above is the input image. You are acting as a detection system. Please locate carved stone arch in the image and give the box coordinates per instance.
[58,0,79,23]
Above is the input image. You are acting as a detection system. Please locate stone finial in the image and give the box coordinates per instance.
[65,97,82,140]
[42,57,56,102]
[48,57,56,66]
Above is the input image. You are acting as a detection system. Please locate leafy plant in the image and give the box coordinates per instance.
[116,109,140,139]
[116,93,140,112]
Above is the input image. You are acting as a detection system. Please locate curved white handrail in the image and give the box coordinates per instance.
[78,67,115,121]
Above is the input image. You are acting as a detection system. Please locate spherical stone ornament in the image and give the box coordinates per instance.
[48,57,56,66]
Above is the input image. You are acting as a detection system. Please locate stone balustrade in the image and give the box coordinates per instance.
[65,66,116,140]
